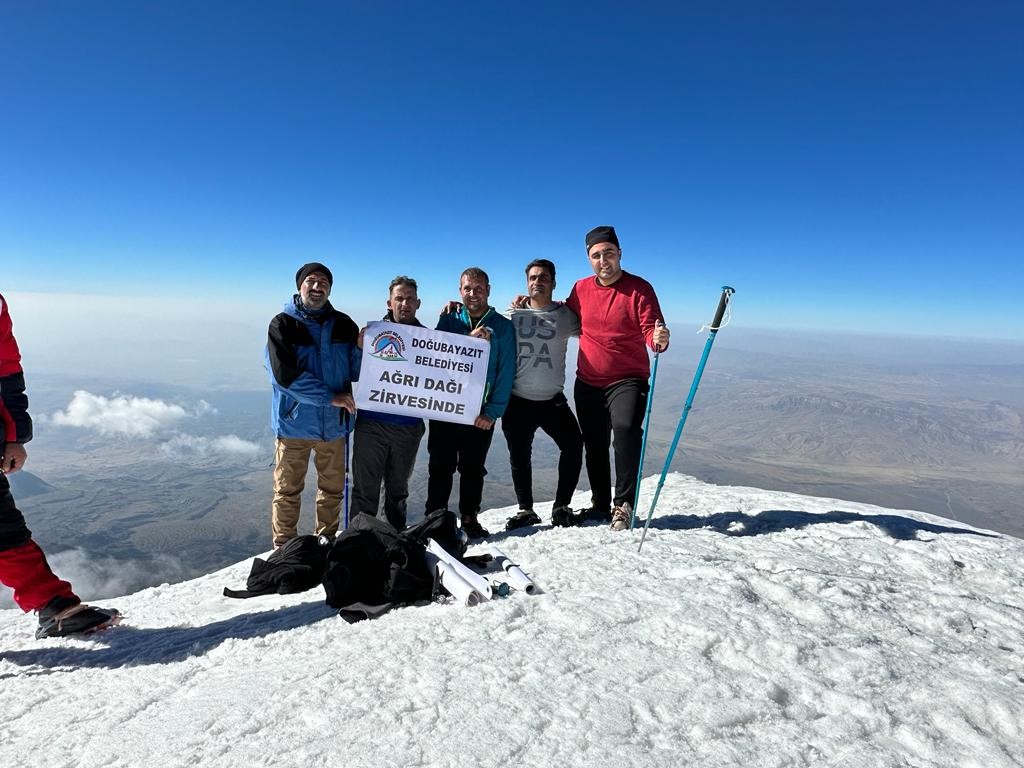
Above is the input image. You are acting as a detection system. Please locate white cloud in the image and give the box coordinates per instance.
[0,548,191,609]
[160,434,262,459]
[51,391,191,437]
[45,390,260,462]
[195,400,218,416]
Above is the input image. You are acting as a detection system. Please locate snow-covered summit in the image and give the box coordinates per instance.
[2,474,1021,768]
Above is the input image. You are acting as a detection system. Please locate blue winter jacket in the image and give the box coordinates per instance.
[265,296,362,440]
[435,306,516,421]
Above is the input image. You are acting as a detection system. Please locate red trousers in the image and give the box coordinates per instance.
[0,539,75,612]
[1,473,76,612]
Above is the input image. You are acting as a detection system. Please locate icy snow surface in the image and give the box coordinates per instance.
[2,474,1022,768]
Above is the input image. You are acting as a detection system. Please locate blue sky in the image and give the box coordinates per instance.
[2,1,1021,344]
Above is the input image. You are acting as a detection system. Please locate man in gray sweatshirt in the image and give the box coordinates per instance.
[502,259,584,530]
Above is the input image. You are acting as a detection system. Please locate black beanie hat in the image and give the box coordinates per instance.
[295,262,333,289]
[585,225,619,250]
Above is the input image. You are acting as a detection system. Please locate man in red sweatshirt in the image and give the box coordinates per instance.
[567,226,671,531]
[0,294,120,637]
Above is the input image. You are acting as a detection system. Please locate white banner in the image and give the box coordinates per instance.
[355,321,490,425]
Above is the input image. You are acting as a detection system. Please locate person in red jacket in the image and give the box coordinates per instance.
[0,294,120,638]
[567,226,671,531]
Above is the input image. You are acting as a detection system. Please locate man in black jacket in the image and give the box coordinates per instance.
[350,276,426,530]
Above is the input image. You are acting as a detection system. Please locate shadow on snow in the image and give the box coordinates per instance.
[0,598,338,673]
[645,509,1000,541]
[482,509,997,544]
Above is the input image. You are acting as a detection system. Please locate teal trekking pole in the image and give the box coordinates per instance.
[630,321,664,529]
[638,287,735,552]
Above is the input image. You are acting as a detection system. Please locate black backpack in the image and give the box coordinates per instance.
[223,535,333,599]
[322,509,466,609]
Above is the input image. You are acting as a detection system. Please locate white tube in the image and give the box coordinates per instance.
[437,561,481,607]
[487,545,536,594]
[426,539,492,601]
[424,552,480,607]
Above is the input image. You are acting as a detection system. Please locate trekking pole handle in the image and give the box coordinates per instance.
[711,286,735,331]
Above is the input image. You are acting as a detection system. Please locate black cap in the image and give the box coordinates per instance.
[585,225,619,250]
[295,262,333,289]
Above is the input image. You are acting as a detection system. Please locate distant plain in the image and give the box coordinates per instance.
[4,327,1021,607]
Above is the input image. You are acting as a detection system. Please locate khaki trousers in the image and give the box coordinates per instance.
[271,437,347,547]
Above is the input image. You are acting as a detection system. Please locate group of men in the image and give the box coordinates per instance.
[0,224,669,639]
[265,224,670,548]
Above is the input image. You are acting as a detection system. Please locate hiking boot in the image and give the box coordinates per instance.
[460,513,490,540]
[610,502,633,532]
[551,505,581,528]
[36,595,121,639]
[579,506,612,524]
[505,509,541,531]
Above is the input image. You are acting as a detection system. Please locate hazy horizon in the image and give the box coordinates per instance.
[9,288,1023,387]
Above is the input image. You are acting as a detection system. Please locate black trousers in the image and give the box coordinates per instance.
[0,473,31,551]
[424,420,495,517]
[501,393,582,510]
[350,417,425,530]
[574,377,649,513]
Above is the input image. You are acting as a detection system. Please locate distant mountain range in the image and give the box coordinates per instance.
[6,471,55,499]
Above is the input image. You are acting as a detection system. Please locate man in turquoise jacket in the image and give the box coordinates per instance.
[265,263,361,547]
[425,267,515,538]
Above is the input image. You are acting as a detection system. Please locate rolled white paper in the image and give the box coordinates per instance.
[424,552,480,607]
[426,539,492,601]
[487,545,536,594]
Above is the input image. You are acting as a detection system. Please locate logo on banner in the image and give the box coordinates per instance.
[369,329,406,362]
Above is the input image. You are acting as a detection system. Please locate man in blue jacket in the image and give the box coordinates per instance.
[426,267,515,538]
[265,263,361,548]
